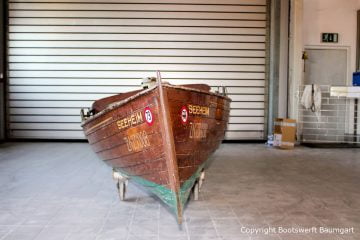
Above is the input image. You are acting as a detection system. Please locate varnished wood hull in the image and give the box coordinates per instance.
[81,83,230,223]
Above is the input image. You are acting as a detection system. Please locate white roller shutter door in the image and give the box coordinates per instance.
[7,0,269,140]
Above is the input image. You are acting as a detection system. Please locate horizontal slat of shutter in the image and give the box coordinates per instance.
[10,28,266,37]
[9,3,266,12]
[10,11,266,20]
[10,86,265,94]
[10,19,266,27]
[9,71,266,79]
[10,122,81,130]
[10,115,82,122]
[9,100,93,108]
[9,63,265,72]
[9,78,266,86]
[9,56,266,65]
[10,0,266,4]
[9,37,266,47]
[10,130,84,139]
[9,48,266,57]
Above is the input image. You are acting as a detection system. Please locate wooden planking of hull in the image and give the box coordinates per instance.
[81,74,231,223]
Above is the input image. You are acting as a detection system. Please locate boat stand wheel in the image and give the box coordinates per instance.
[193,181,199,201]
[117,180,127,201]
[199,170,205,191]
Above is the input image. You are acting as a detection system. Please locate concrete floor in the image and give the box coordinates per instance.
[0,143,359,240]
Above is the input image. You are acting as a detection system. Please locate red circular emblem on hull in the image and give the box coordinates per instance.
[144,107,154,126]
[180,106,189,124]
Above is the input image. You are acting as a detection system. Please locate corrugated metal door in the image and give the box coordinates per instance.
[8,0,268,140]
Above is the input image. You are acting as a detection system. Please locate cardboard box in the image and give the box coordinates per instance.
[273,118,296,149]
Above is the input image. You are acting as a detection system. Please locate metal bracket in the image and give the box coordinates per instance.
[80,108,92,121]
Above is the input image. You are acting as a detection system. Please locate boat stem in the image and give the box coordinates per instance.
[156,71,183,224]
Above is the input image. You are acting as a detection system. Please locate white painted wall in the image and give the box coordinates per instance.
[303,0,360,74]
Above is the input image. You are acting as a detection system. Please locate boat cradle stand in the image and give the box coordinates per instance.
[112,169,129,201]
[111,168,206,202]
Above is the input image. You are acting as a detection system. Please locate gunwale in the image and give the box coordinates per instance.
[81,83,231,127]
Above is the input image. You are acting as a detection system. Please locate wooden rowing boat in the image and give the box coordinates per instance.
[81,72,231,223]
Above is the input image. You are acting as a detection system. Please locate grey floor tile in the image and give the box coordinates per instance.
[2,226,43,240]
[33,226,73,240]
[22,207,62,226]
[184,205,209,219]
[220,236,251,240]
[213,218,244,237]
[189,235,220,240]
[159,236,188,240]
[186,218,216,237]
[0,226,15,239]
[132,208,159,220]
[236,214,269,228]
[0,210,27,226]
[127,235,158,240]
[209,205,237,219]
[186,217,213,228]
[65,226,101,240]
[128,223,158,236]
[250,236,281,240]
[96,230,128,240]
[158,223,187,238]
[103,216,131,229]
[187,226,217,237]
[276,233,313,240]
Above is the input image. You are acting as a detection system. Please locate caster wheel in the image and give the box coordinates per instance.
[199,170,205,190]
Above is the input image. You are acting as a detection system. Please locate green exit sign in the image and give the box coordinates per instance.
[322,33,339,43]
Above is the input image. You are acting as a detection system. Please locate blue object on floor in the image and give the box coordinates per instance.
[353,72,360,86]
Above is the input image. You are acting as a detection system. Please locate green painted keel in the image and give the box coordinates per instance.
[114,162,206,223]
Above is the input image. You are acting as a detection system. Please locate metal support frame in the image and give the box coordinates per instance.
[297,85,359,145]
[355,99,358,140]
[266,0,281,136]
[355,10,360,140]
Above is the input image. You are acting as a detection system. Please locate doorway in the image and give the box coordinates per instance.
[299,47,356,144]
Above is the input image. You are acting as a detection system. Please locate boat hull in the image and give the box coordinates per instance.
[82,84,230,222]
